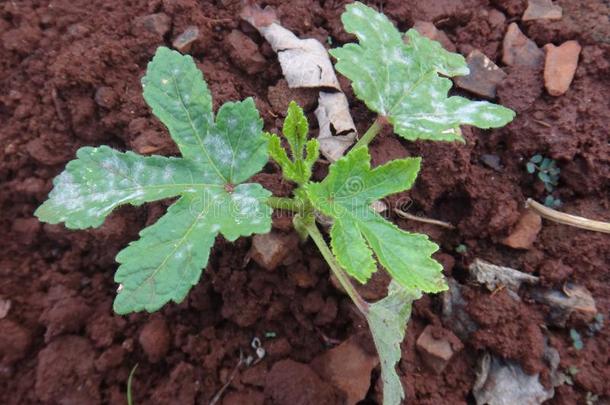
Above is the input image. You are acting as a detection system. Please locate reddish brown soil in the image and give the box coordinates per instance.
[1,0,609,404]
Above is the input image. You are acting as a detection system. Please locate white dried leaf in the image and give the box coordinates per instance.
[315,92,357,161]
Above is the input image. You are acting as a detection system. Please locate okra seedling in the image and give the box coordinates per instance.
[35,3,515,404]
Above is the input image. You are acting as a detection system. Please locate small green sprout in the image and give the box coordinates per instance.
[526,154,560,190]
[34,3,514,404]
[570,328,584,350]
[127,364,138,405]
[455,244,468,254]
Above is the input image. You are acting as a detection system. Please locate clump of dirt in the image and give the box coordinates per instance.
[1,0,609,404]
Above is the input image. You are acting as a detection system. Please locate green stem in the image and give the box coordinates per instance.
[353,116,385,149]
[266,197,303,213]
[305,221,369,315]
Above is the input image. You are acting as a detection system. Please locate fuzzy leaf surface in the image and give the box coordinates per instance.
[36,47,272,314]
[330,2,515,142]
[367,282,421,405]
[305,147,446,293]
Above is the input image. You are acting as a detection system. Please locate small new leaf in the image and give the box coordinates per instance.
[267,101,319,184]
[36,47,272,314]
[330,2,515,142]
[367,282,421,405]
[305,147,446,293]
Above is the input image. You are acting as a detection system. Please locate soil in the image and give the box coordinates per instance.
[1,0,609,404]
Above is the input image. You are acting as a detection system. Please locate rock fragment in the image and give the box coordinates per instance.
[455,50,507,99]
[522,0,562,21]
[172,26,199,53]
[226,30,267,75]
[502,210,542,249]
[133,13,171,37]
[543,40,581,96]
[502,23,544,68]
[94,86,118,109]
[250,231,298,271]
[412,21,456,52]
[310,336,379,405]
[139,317,171,363]
[416,325,463,374]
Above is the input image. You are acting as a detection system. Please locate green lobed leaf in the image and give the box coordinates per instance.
[330,2,515,142]
[267,101,319,185]
[36,47,272,314]
[305,147,446,293]
[367,282,421,405]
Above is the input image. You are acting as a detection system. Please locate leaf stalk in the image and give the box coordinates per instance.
[353,115,386,149]
[305,221,370,315]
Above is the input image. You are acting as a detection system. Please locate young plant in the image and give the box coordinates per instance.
[526,154,561,207]
[35,3,515,404]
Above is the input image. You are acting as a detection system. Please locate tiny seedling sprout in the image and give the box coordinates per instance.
[34,3,515,404]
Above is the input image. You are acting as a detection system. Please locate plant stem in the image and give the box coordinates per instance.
[353,116,385,149]
[305,221,369,315]
[266,197,303,213]
[526,198,610,234]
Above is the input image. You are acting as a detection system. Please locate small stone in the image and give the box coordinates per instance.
[416,325,463,374]
[139,317,170,363]
[172,26,199,53]
[310,336,379,405]
[94,86,118,109]
[0,298,11,319]
[12,217,41,245]
[265,359,342,405]
[522,0,562,21]
[455,50,507,99]
[267,79,318,115]
[223,389,264,405]
[480,154,503,171]
[250,231,298,271]
[0,319,31,366]
[412,21,456,52]
[543,40,581,96]
[502,23,544,68]
[226,30,266,75]
[95,345,125,371]
[502,210,542,249]
[133,13,171,37]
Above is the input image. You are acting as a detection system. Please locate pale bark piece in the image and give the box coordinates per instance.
[502,210,542,249]
[469,259,539,291]
[502,23,544,68]
[474,353,554,405]
[315,92,357,162]
[543,40,581,96]
[455,50,507,99]
[532,284,597,326]
[242,4,356,160]
[310,336,379,405]
[242,6,339,90]
[522,0,563,21]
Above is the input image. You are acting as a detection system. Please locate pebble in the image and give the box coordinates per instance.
[250,231,298,271]
[412,21,456,52]
[133,13,171,37]
[264,359,341,405]
[522,0,562,21]
[543,40,581,96]
[502,23,544,68]
[94,86,118,109]
[172,26,199,53]
[226,30,266,75]
[138,317,170,363]
[455,50,507,99]
[416,325,463,374]
[502,210,542,249]
[310,336,379,405]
